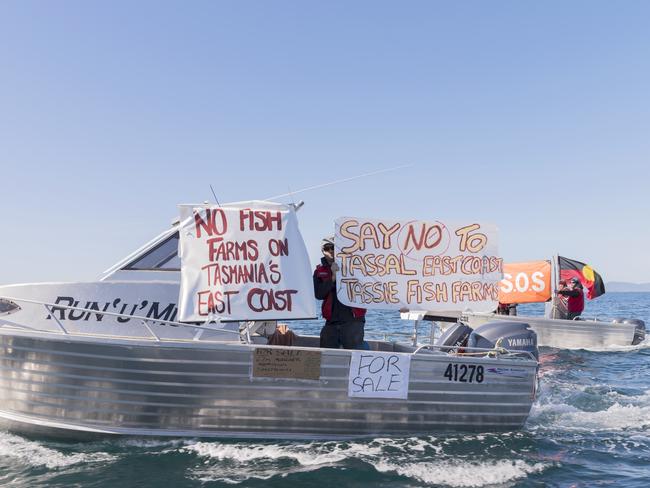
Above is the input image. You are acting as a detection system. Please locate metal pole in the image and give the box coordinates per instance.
[412,319,419,346]
[141,320,161,341]
[44,305,68,335]
[430,321,437,345]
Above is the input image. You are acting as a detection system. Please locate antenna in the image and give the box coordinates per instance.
[209,184,221,206]
[292,200,305,212]
[287,185,295,205]
[265,164,412,201]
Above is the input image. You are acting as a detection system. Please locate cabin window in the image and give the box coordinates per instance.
[123,233,180,271]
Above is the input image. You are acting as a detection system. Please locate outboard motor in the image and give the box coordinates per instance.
[623,318,646,345]
[436,323,472,352]
[467,321,538,361]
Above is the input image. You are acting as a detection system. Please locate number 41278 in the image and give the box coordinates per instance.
[444,363,484,383]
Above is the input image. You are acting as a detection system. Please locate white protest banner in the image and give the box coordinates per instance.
[335,218,501,312]
[177,201,316,322]
[348,351,411,399]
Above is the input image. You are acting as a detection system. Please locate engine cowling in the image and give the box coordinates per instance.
[467,321,538,360]
[623,318,646,345]
[436,323,472,352]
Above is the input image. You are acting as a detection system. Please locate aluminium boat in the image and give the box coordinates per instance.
[460,312,644,349]
[479,257,646,348]
[0,208,539,439]
[407,308,645,349]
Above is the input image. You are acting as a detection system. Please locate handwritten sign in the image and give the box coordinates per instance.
[335,217,501,312]
[348,351,411,399]
[178,201,316,321]
[499,261,551,304]
[252,348,321,380]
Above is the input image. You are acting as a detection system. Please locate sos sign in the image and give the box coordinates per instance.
[499,261,551,304]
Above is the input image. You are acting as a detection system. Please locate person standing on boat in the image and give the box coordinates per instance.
[557,277,585,320]
[496,302,517,316]
[313,237,366,348]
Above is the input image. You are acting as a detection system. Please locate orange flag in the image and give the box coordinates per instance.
[499,260,551,304]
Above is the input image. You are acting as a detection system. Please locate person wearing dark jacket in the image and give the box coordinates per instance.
[496,302,517,316]
[313,237,366,348]
[557,277,585,320]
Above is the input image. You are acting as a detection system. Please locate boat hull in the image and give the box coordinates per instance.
[463,313,644,349]
[0,331,537,439]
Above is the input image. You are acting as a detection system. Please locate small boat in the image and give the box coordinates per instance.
[0,202,539,439]
[413,258,646,349]
[458,312,645,349]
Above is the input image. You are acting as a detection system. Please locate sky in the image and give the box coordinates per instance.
[1,1,649,284]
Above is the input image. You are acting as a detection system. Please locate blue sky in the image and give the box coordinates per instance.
[1,1,649,284]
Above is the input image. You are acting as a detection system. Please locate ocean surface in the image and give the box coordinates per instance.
[1,293,649,487]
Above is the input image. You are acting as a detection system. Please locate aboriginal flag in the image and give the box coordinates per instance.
[558,256,606,300]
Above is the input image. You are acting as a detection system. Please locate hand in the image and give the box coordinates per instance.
[330,261,339,280]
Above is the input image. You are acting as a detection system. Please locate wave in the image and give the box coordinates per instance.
[183,437,391,465]
[0,431,116,469]
[184,439,375,483]
[182,436,547,486]
[575,334,650,352]
[529,387,650,432]
[374,459,547,487]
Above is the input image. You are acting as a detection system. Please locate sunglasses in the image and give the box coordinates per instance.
[322,245,334,251]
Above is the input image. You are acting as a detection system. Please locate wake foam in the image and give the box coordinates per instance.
[184,439,383,465]
[530,388,650,432]
[374,459,547,487]
[0,432,116,469]
[183,437,544,485]
[184,440,364,483]
[578,335,650,352]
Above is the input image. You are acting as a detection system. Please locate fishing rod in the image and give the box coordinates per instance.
[264,164,412,201]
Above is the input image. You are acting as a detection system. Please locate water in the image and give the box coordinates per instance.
[1,293,649,487]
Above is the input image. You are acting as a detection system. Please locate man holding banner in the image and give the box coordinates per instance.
[313,237,366,349]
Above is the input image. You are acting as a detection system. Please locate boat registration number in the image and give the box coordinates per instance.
[443,363,484,383]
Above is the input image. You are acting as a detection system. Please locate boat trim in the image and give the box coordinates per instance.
[0,408,524,440]
[0,295,538,362]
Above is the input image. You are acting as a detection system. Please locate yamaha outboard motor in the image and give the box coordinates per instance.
[436,323,473,352]
[467,321,538,361]
[623,318,646,345]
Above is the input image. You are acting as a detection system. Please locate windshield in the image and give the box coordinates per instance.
[123,233,180,271]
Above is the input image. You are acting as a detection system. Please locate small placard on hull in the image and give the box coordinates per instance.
[252,348,322,380]
[348,351,411,399]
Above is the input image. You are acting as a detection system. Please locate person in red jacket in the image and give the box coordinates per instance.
[313,237,366,348]
[557,277,585,320]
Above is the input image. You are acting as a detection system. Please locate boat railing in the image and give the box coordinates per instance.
[0,296,538,360]
[412,343,537,361]
[0,295,242,343]
[364,326,536,361]
[365,320,438,347]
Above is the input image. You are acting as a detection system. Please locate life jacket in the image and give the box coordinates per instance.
[567,289,584,314]
[314,263,366,320]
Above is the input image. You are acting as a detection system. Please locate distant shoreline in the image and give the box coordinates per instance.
[607,290,650,293]
[606,282,650,292]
